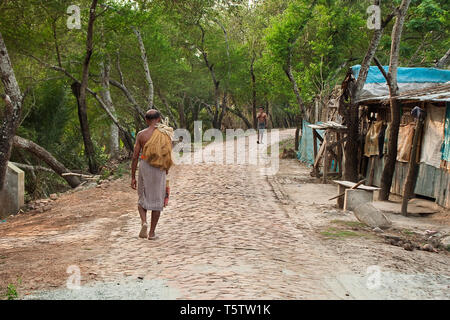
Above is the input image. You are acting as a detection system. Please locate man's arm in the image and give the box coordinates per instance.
[131,133,141,189]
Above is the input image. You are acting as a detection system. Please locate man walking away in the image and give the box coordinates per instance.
[131,109,173,240]
[257,107,268,144]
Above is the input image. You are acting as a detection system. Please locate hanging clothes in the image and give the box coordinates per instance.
[419,104,445,168]
[441,102,450,163]
[364,120,383,157]
[397,122,416,163]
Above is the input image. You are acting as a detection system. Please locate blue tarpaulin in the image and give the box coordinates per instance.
[442,102,450,162]
[352,65,450,84]
[297,121,323,166]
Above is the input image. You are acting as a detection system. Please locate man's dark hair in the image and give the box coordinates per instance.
[259,106,264,110]
[145,109,161,120]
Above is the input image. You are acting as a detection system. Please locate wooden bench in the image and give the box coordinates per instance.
[332,180,381,209]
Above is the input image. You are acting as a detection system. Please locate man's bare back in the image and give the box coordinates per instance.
[257,112,267,124]
[135,127,155,154]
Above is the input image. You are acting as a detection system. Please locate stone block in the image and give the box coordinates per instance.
[0,162,25,218]
[353,203,392,229]
[344,189,373,211]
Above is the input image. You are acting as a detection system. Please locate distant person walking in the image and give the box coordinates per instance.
[257,107,268,144]
[131,109,173,240]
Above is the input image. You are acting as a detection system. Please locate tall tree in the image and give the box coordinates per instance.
[343,2,396,182]
[100,55,120,160]
[72,0,100,174]
[379,0,412,200]
[0,32,22,190]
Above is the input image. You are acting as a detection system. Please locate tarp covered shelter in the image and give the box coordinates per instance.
[351,65,450,102]
[339,65,450,208]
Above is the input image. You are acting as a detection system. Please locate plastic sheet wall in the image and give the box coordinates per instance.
[297,121,323,166]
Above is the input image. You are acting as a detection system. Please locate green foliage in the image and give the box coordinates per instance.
[1,0,449,198]
[21,80,72,152]
[6,284,18,300]
[5,278,21,300]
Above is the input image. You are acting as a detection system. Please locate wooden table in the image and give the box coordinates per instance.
[332,180,381,209]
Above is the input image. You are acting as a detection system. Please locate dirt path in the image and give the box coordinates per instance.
[0,129,449,299]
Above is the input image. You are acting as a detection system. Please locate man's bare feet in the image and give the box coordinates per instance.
[139,223,148,238]
[148,233,158,240]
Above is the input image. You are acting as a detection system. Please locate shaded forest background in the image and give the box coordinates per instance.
[0,0,448,199]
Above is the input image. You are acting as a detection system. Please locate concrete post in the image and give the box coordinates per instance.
[0,162,25,218]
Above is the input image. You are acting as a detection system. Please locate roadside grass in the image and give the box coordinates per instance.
[320,227,362,238]
[401,229,415,236]
[267,137,296,156]
[4,278,21,300]
[321,220,376,239]
[331,220,366,228]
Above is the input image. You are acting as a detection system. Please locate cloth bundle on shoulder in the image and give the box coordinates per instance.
[142,121,174,171]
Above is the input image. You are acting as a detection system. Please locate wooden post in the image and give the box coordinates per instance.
[323,131,329,184]
[312,129,319,177]
[313,129,318,161]
[401,117,424,216]
[368,156,375,186]
[337,132,342,176]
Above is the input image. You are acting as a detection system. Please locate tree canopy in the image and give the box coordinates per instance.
[0,0,448,196]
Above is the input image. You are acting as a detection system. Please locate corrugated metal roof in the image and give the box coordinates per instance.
[359,83,450,103]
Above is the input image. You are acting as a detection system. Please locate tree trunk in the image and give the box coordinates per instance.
[284,57,307,118]
[100,57,119,160]
[218,92,227,129]
[178,93,187,129]
[250,53,257,129]
[342,7,396,182]
[28,32,134,157]
[0,31,23,190]
[294,117,302,152]
[111,50,146,120]
[13,136,81,188]
[156,88,179,128]
[435,48,450,69]
[379,98,401,200]
[198,23,223,130]
[71,82,98,174]
[133,27,154,109]
[379,0,411,200]
[76,0,99,174]
[343,103,360,182]
[227,106,252,129]
[401,117,424,216]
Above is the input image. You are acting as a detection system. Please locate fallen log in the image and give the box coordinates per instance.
[10,162,54,173]
[61,172,100,180]
[12,136,81,188]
